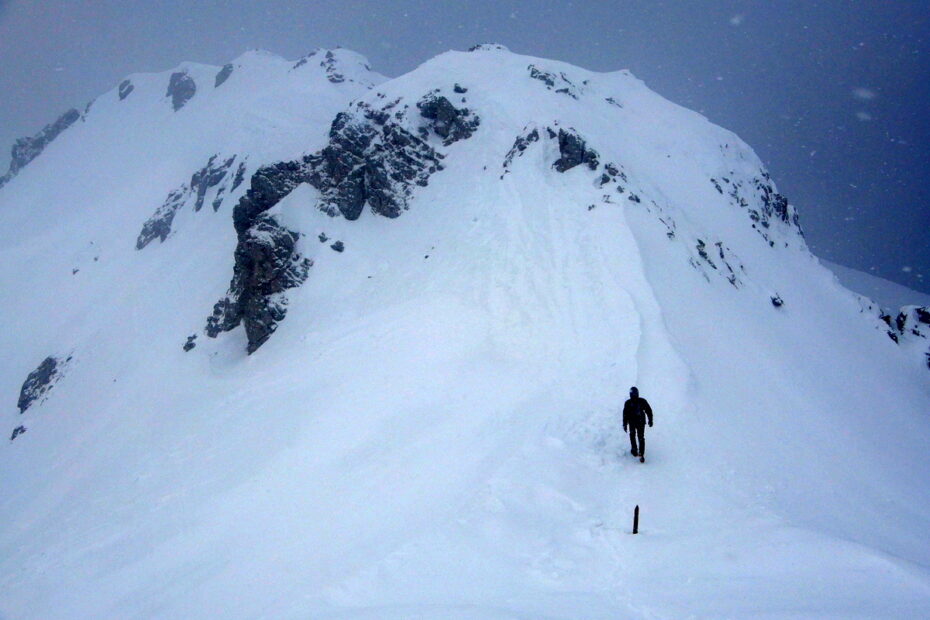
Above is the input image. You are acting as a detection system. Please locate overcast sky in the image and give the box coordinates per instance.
[1,0,927,292]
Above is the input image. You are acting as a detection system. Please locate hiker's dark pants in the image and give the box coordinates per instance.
[628,424,645,457]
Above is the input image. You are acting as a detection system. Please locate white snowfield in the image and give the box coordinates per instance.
[1,46,928,619]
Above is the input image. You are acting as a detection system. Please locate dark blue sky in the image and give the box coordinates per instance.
[1,0,927,292]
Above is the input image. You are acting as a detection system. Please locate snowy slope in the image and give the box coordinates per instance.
[1,45,929,619]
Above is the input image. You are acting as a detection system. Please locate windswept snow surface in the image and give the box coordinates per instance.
[1,47,929,619]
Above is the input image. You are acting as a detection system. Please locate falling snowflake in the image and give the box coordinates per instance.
[855,111,873,121]
[852,87,877,100]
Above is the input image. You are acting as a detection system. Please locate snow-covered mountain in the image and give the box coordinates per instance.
[2,45,929,618]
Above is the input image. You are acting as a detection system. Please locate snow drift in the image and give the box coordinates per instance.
[1,45,929,619]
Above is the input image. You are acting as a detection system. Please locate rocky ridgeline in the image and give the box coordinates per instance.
[137,154,246,249]
[206,92,480,353]
[0,109,81,189]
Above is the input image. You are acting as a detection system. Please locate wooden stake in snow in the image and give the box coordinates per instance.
[633,505,640,534]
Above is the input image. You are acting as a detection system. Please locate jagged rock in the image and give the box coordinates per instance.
[305,104,445,219]
[293,50,318,70]
[137,155,239,249]
[331,241,344,252]
[167,71,196,111]
[137,188,186,248]
[206,214,312,353]
[183,335,197,351]
[232,161,307,233]
[318,233,329,243]
[118,79,134,100]
[771,295,784,307]
[605,97,623,109]
[321,50,345,83]
[10,426,26,441]
[553,129,599,172]
[416,95,480,146]
[916,307,930,324]
[502,127,540,174]
[527,64,581,99]
[18,356,69,413]
[717,172,802,242]
[453,83,468,94]
[0,109,81,188]
[215,64,234,88]
[209,94,478,352]
[192,155,237,212]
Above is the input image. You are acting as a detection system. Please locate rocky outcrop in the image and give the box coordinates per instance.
[10,426,26,441]
[305,102,446,220]
[0,109,81,189]
[553,128,599,172]
[208,93,479,353]
[215,64,234,88]
[206,213,312,353]
[881,305,930,370]
[711,172,802,242]
[137,155,241,249]
[18,355,70,413]
[416,94,480,146]
[167,71,196,111]
[118,79,134,100]
[502,125,599,176]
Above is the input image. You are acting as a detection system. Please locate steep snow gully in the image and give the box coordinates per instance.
[1,45,929,618]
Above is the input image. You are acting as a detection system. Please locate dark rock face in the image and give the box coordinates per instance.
[18,356,69,413]
[118,79,134,100]
[10,426,26,441]
[501,126,541,177]
[167,71,197,111]
[416,95,480,146]
[916,307,930,325]
[206,214,312,353]
[292,50,318,70]
[527,64,581,99]
[183,335,197,351]
[305,103,445,220]
[453,83,468,94]
[710,172,802,241]
[215,64,234,88]
[209,93,478,353]
[771,295,784,307]
[137,154,241,249]
[321,50,345,83]
[0,109,81,189]
[502,125,603,180]
[554,129,599,172]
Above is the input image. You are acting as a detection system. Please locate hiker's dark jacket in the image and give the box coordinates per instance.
[623,397,653,428]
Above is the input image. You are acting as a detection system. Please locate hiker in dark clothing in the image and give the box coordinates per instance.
[623,386,653,462]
